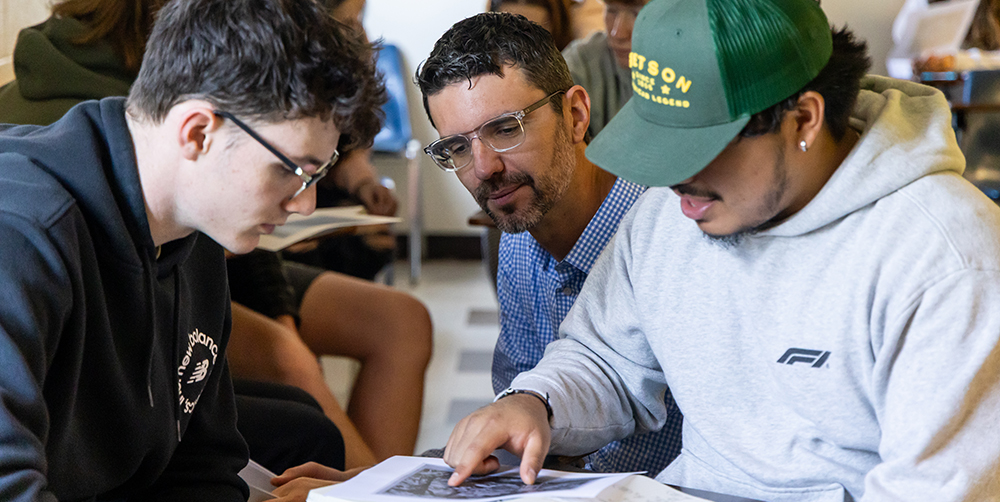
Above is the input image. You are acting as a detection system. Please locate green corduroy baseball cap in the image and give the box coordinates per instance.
[586,0,833,187]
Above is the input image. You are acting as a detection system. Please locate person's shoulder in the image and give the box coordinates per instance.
[605,178,648,208]
[890,173,1000,271]
[0,152,76,229]
[562,31,610,64]
[585,178,647,240]
[0,80,84,126]
[564,31,609,53]
[0,117,92,230]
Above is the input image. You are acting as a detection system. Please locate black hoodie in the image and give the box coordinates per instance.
[0,97,248,501]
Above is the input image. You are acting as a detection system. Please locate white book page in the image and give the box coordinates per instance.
[307,456,638,502]
[239,459,278,502]
[578,475,711,502]
[256,206,401,252]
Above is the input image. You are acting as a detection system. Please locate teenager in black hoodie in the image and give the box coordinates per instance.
[0,0,383,499]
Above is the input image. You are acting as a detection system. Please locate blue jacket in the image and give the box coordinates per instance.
[0,98,248,501]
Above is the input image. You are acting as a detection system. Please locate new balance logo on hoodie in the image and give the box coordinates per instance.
[777,348,831,368]
[176,328,219,436]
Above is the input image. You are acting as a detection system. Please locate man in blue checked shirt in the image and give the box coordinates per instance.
[416,12,681,477]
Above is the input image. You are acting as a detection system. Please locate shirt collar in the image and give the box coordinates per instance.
[562,177,647,274]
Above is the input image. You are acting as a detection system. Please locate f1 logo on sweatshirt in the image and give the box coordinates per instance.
[777,348,831,368]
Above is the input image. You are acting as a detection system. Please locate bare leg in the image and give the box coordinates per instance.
[297,272,433,459]
[227,302,377,468]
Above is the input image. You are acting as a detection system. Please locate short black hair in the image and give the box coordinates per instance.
[740,26,871,141]
[415,12,573,128]
[127,0,386,151]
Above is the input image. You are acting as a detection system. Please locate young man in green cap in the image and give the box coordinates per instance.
[441,0,1000,500]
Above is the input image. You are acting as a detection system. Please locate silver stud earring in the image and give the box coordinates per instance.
[799,140,808,152]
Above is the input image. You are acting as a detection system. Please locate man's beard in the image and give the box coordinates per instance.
[703,232,746,249]
[474,125,575,233]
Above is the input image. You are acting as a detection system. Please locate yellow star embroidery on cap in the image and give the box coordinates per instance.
[661,84,671,95]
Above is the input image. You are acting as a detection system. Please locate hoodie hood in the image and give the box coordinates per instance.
[763,75,965,237]
[0,16,134,126]
[12,16,134,100]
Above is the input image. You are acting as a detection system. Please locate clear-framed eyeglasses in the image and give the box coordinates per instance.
[213,110,339,200]
[424,90,566,172]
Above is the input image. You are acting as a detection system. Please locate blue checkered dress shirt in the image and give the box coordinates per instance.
[493,178,683,476]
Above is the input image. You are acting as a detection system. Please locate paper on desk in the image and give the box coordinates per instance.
[306,456,638,502]
[892,0,978,56]
[887,0,980,79]
[239,459,277,502]
[574,475,711,502]
[257,206,401,252]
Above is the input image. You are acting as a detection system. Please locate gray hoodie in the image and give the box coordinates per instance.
[512,76,1000,502]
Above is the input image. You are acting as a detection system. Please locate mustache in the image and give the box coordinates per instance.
[670,183,721,200]
[474,172,534,201]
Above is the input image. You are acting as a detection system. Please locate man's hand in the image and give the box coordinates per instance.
[354,180,398,216]
[271,462,370,486]
[269,462,371,501]
[271,477,334,502]
[443,393,551,487]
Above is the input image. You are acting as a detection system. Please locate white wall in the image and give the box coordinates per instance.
[823,0,908,77]
[364,0,485,236]
[0,0,50,84]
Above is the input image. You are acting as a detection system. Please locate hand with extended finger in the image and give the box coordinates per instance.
[443,392,552,487]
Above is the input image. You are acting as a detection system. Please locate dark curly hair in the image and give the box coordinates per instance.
[739,26,871,141]
[415,12,573,129]
[126,0,386,151]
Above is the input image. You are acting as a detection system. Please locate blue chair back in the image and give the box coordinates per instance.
[372,44,413,153]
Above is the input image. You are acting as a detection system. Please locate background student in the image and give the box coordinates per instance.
[562,0,650,138]
[487,0,574,50]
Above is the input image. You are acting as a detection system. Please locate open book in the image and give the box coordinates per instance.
[257,206,401,252]
[305,456,712,502]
